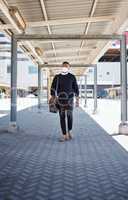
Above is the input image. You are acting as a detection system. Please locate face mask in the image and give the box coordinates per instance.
[62,67,69,73]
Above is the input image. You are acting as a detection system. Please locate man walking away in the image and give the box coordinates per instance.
[50,61,79,142]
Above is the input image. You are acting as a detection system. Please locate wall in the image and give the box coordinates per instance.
[0,58,38,90]
[82,62,128,85]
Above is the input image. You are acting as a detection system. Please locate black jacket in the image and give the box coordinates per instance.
[51,73,79,105]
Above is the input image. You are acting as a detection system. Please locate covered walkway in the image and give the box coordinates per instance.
[0,0,128,199]
[0,106,128,200]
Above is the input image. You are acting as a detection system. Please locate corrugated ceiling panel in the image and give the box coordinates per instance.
[93,0,128,16]
[44,0,92,19]
[56,51,78,57]
[26,27,48,34]
[88,21,111,34]
[31,41,52,51]
[54,41,82,49]
[51,24,85,34]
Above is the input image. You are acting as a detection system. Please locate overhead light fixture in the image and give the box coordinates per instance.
[9,6,26,30]
[35,47,43,56]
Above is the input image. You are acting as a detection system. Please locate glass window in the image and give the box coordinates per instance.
[28,66,38,74]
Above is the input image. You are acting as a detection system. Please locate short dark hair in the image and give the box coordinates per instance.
[62,61,70,65]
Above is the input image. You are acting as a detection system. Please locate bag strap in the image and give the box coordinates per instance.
[55,75,59,96]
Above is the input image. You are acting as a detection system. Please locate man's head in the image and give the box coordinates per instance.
[62,61,70,73]
[62,61,70,68]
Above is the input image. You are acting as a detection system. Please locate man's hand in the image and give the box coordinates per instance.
[75,97,79,107]
[49,95,56,104]
[50,95,55,100]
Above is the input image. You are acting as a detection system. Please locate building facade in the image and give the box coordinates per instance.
[0,60,128,97]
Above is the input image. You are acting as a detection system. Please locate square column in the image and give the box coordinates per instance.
[93,65,97,114]
[9,34,18,132]
[84,75,87,107]
[119,34,128,134]
[80,77,82,100]
[38,64,42,110]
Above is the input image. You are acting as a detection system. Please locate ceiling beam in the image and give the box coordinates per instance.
[44,55,87,61]
[79,0,98,55]
[47,60,90,65]
[39,0,56,57]
[14,34,122,41]
[41,64,96,68]
[27,15,115,28]
[32,40,80,44]
[15,33,122,63]
[0,15,115,30]
[44,47,92,54]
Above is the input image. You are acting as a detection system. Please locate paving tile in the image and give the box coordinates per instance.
[0,106,128,200]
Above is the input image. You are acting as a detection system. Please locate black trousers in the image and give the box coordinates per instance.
[59,107,73,135]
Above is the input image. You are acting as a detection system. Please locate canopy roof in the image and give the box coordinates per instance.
[0,0,128,76]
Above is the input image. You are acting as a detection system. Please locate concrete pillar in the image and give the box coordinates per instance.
[38,64,41,110]
[84,74,87,107]
[93,65,97,114]
[47,76,51,103]
[119,34,128,134]
[47,78,50,104]
[80,77,82,99]
[41,69,44,104]
[46,78,48,104]
[9,34,18,132]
